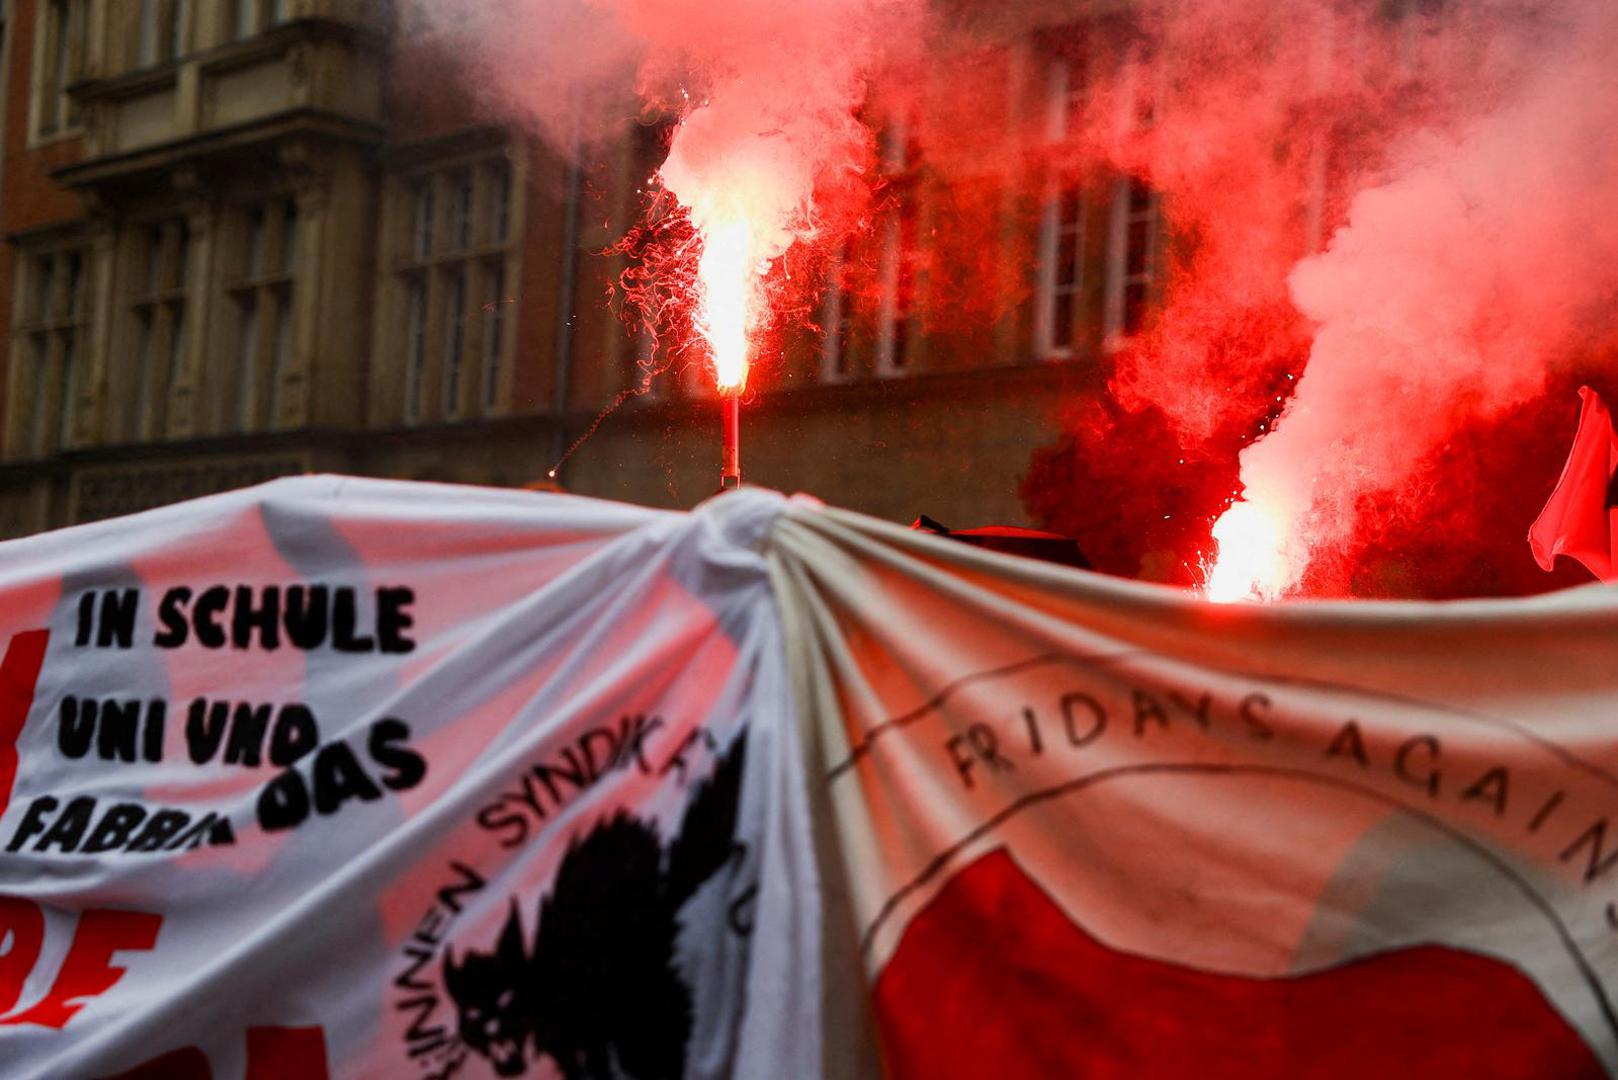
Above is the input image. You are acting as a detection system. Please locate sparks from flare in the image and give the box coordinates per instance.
[548,171,754,480]
[555,111,813,484]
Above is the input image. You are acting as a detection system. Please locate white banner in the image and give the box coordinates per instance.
[772,503,1618,1079]
[0,477,818,1080]
[7,475,1618,1078]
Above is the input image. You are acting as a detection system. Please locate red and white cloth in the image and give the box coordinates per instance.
[776,502,1618,1079]
[3,475,1618,1077]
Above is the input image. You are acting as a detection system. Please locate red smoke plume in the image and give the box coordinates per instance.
[405,0,1618,599]
[1024,0,1618,598]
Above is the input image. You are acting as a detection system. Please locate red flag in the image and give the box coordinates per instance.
[1529,386,1618,580]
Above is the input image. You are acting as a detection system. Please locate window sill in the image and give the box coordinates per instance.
[132,286,190,304]
[232,274,295,291]
[13,319,91,335]
[27,125,85,151]
[68,63,178,105]
[395,244,513,272]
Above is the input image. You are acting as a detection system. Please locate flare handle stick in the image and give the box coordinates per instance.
[720,393,741,490]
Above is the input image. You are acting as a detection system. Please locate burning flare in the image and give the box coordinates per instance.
[691,214,757,393]
[1205,495,1294,603]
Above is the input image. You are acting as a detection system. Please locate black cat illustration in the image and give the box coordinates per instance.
[444,731,749,1079]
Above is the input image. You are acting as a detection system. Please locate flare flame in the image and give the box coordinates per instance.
[691,214,757,393]
[1205,496,1294,603]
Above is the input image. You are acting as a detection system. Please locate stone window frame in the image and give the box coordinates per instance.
[30,0,87,142]
[9,237,91,458]
[123,218,193,442]
[386,149,518,426]
[225,196,299,433]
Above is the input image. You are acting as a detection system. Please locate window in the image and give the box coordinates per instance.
[225,0,287,40]
[0,7,7,136]
[412,179,434,261]
[393,154,516,424]
[490,166,513,248]
[1043,35,1089,142]
[441,267,466,414]
[1035,33,1092,357]
[16,245,90,456]
[228,199,298,432]
[448,170,474,253]
[135,0,189,68]
[818,241,855,383]
[1037,183,1086,357]
[34,0,86,138]
[1102,41,1163,345]
[1301,21,1338,256]
[126,221,191,441]
[1104,176,1160,342]
[405,278,427,421]
[875,121,921,377]
[812,119,919,385]
[480,263,507,411]
[622,120,674,399]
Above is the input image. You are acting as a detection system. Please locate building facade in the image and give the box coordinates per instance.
[0,0,1173,539]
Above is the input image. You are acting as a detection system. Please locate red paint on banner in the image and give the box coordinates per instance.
[1,908,163,1029]
[0,629,50,817]
[0,897,46,1014]
[874,849,1605,1079]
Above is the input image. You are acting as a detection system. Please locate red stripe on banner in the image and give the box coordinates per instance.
[245,1026,331,1080]
[874,849,1606,1079]
[0,629,49,818]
